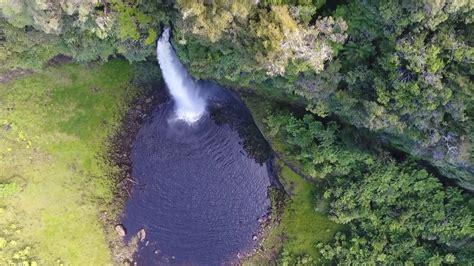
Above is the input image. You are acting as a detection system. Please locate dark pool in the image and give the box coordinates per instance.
[121,83,272,265]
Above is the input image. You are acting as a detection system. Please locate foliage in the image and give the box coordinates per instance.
[175,0,254,43]
[174,1,347,79]
[243,97,343,264]
[320,161,474,264]
[330,0,474,188]
[173,0,474,189]
[265,110,473,264]
[0,20,66,71]
[267,111,372,179]
[1,1,472,189]
[0,0,169,70]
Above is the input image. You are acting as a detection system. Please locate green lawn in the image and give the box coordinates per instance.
[0,60,135,265]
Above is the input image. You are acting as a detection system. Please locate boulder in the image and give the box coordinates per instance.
[138,228,146,242]
[115,224,126,237]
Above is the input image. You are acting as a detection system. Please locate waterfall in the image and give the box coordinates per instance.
[157,27,206,123]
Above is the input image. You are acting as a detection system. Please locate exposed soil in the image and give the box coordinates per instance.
[0,69,33,83]
[1,54,72,84]
[47,54,73,66]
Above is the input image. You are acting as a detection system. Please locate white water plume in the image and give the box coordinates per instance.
[157,27,206,123]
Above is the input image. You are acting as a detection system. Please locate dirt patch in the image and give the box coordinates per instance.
[0,69,33,83]
[47,54,73,66]
[1,55,72,84]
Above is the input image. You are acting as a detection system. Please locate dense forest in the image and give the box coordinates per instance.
[1,0,473,265]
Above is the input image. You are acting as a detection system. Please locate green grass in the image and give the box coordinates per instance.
[278,160,342,262]
[0,60,135,265]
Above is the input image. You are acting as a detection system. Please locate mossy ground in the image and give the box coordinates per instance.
[243,95,342,265]
[0,60,136,265]
[277,160,342,262]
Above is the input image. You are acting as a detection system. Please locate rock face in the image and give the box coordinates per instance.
[115,224,126,237]
[138,228,146,242]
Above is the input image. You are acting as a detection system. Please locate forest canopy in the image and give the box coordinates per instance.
[267,111,473,264]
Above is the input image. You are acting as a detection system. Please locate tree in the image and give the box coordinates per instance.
[266,111,371,179]
[0,0,168,69]
[265,108,473,264]
[330,0,474,189]
[319,161,474,264]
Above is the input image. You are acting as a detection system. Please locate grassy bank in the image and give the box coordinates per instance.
[0,60,135,264]
[243,95,343,264]
[246,159,342,265]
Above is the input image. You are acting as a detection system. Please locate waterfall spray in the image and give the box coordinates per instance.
[157,27,206,123]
